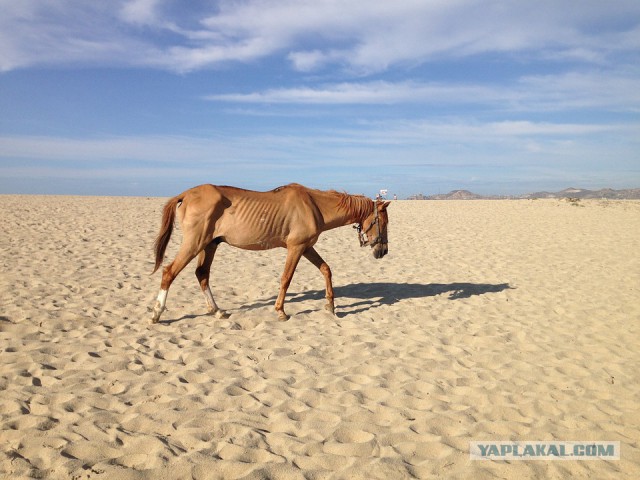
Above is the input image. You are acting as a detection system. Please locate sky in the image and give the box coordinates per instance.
[1,0,639,198]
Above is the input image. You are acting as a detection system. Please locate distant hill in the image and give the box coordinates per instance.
[418,190,485,200]
[522,187,640,200]
[407,189,512,200]
[407,187,640,200]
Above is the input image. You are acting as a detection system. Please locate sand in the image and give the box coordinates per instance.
[0,195,639,479]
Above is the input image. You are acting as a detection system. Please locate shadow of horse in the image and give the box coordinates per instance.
[245,282,513,317]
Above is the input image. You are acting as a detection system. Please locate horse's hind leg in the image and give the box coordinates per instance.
[303,247,335,315]
[195,240,230,319]
[152,243,200,324]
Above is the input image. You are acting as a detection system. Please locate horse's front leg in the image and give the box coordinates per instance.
[303,247,335,315]
[275,246,305,321]
[195,241,230,319]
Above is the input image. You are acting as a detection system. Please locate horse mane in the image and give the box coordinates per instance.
[332,190,374,223]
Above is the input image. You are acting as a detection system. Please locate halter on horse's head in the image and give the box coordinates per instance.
[355,200,390,258]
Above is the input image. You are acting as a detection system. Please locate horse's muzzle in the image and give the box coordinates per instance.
[373,243,388,259]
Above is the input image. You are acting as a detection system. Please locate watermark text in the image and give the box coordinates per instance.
[470,441,620,460]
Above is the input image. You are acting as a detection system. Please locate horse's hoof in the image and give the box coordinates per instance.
[277,311,290,321]
[214,309,230,319]
[324,303,335,315]
[151,303,164,324]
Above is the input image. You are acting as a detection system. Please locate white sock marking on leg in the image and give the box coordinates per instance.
[203,287,218,311]
[157,289,168,309]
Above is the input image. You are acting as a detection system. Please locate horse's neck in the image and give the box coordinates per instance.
[310,190,370,231]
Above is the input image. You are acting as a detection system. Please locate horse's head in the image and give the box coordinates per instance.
[358,201,390,259]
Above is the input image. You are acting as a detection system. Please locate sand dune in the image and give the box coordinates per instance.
[1,195,638,479]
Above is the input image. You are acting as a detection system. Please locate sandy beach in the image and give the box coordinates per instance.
[1,194,639,479]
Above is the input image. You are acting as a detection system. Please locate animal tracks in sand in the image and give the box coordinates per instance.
[0,197,639,478]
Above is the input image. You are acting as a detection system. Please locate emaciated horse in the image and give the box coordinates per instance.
[151,183,390,323]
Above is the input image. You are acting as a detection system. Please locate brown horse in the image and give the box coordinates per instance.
[151,183,390,323]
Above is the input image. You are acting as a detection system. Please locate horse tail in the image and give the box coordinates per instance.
[152,193,184,274]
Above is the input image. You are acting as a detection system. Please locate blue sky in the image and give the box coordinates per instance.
[1,1,639,197]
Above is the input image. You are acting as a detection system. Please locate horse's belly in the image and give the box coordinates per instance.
[220,227,287,250]
[226,236,286,250]
[217,203,290,250]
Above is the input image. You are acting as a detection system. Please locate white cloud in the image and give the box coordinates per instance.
[337,120,632,151]
[516,71,640,111]
[206,70,640,113]
[0,0,639,72]
[287,50,343,72]
[2,116,638,195]
[0,1,161,71]
[119,0,161,25]
[1,119,632,166]
[207,81,500,104]
[0,133,331,166]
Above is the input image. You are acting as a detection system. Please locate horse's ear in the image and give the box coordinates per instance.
[379,201,391,210]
